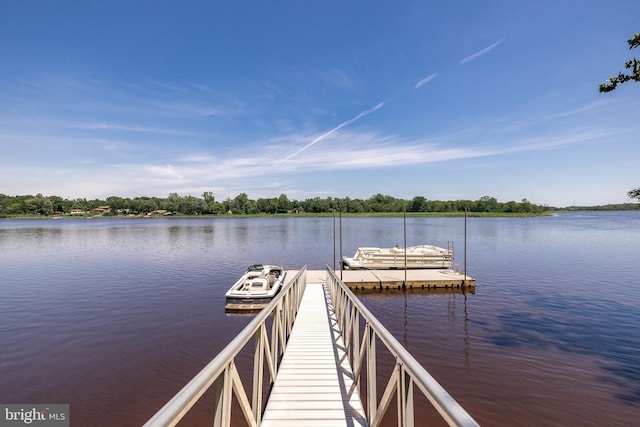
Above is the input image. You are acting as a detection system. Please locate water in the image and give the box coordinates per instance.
[1,212,639,426]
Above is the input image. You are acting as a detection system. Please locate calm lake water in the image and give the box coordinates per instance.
[1,212,639,426]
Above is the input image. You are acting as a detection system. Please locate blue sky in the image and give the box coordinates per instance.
[1,1,638,207]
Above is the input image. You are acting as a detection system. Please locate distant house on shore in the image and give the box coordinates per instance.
[91,206,111,214]
[70,209,86,215]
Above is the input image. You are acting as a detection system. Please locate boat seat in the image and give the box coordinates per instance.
[250,279,268,291]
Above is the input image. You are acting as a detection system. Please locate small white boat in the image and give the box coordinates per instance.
[225,264,286,309]
[342,245,452,270]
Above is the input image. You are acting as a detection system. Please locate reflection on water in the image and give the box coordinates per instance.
[488,294,640,404]
[1,213,640,426]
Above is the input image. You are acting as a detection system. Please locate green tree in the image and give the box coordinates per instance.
[48,195,70,213]
[230,193,257,214]
[130,197,157,213]
[408,196,427,212]
[475,196,499,212]
[302,197,327,213]
[503,201,518,213]
[276,194,291,213]
[599,34,640,93]
[367,194,404,212]
[24,194,53,215]
[106,196,126,211]
[202,191,215,204]
[629,188,640,201]
[256,197,273,213]
[4,202,23,215]
[517,198,534,213]
[202,191,219,213]
[72,198,89,211]
[164,193,181,212]
[347,199,365,213]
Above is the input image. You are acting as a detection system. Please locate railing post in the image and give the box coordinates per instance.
[271,302,280,367]
[278,300,286,357]
[252,325,265,424]
[398,364,414,427]
[343,298,351,351]
[352,313,360,376]
[367,325,377,422]
[213,373,223,427]
[282,291,290,339]
[213,364,232,427]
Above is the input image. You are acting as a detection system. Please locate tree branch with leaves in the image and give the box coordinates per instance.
[599,34,640,92]
[599,34,640,201]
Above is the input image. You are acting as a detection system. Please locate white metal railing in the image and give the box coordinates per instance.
[144,267,307,427]
[326,266,480,427]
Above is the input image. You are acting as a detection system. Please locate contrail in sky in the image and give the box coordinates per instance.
[415,73,437,88]
[274,102,385,166]
[459,39,504,64]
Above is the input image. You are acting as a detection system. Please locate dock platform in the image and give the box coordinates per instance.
[337,268,474,290]
[302,268,473,290]
[261,282,367,426]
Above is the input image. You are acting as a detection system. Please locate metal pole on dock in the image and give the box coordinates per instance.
[339,212,343,280]
[333,209,336,272]
[463,207,467,286]
[403,211,407,287]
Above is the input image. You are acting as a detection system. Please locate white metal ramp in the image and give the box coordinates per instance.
[261,283,367,426]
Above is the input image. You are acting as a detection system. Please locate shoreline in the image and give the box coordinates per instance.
[0,211,584,220]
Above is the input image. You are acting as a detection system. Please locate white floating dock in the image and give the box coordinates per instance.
[338,268,475,290]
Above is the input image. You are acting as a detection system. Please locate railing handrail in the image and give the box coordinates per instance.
[144,267,307,427]
[326,266,480,427]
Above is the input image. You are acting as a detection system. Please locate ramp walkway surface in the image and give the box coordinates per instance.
[260,282,368,427]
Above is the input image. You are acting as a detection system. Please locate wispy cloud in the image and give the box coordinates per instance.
[61,121,205,136]
[415,73,438,89]
[146,164,184,179]
[548,101,606,119]
[459,39,504,65]
[0,123,613,200]
[178,154,217,163]
[249,126,607,176]
[500,129,610,153]
[273,102,385,166]
[5,77,227,119]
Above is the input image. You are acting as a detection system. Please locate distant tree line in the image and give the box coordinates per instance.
[555,203,640,212]
[0,192,555,216]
